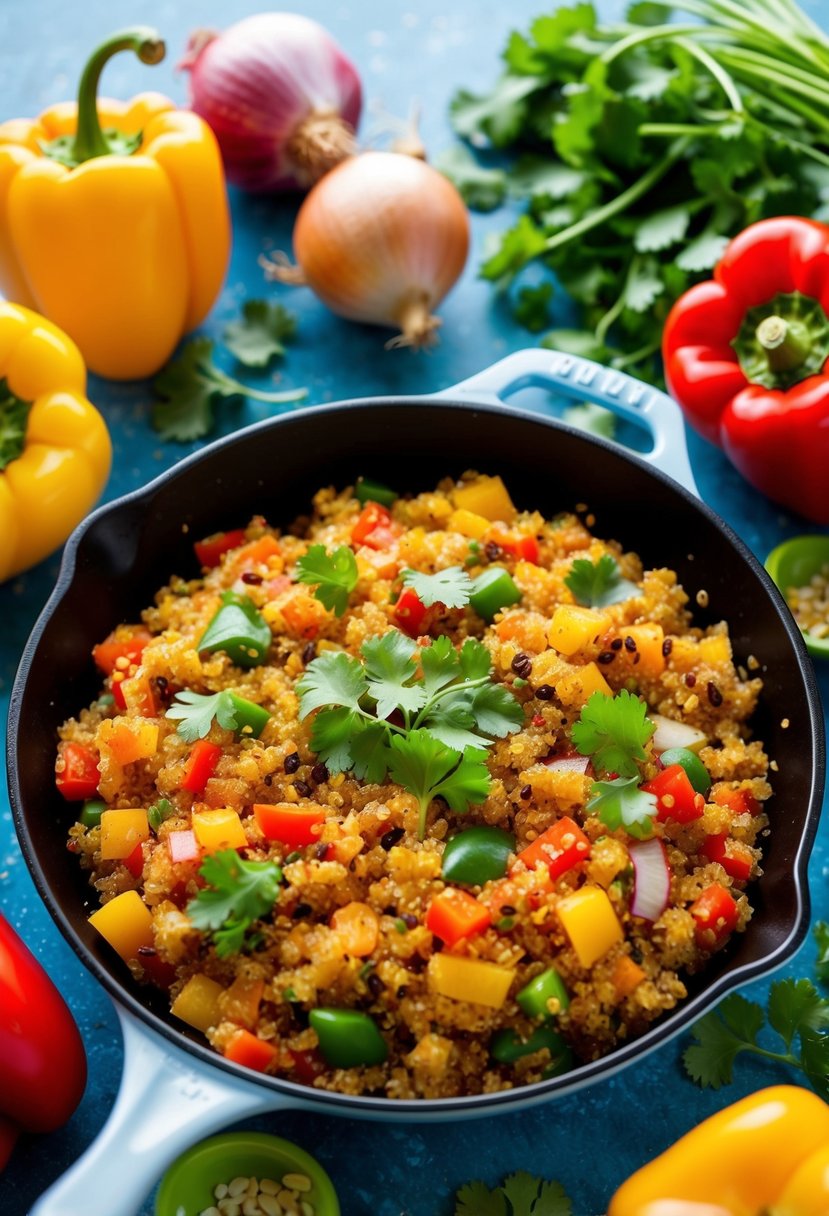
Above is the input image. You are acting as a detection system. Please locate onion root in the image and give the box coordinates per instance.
[285,111,358,186]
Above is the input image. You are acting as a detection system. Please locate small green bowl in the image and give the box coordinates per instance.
[155,1131,341,1216]
[765,533,829,660]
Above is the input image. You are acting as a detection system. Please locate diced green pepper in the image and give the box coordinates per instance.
[490,1025,572,1075]
[441,826,515,886]
[309,1008,388,1068]
[198,591,271,668]
[470,567,521,621]
[659,747,711,795]
[516,967,570,1019]
[227,692,270,738]
[79,798,106,828]
[355,477,398,507]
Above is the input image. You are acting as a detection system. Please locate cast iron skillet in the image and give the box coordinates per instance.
[8,350,824,1216]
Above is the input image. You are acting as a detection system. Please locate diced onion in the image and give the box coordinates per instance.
[650,713,707,754]
[629,838,671,922]
[542,753,591,774]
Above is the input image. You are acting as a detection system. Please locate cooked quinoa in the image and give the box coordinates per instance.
[57,473,771,1099]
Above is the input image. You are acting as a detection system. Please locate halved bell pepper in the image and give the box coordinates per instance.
[0,27,230,380]
[608,1085,829,1216]
[0,303,110,580]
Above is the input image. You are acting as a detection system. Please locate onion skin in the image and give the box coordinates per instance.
[273,151,470,347]
[183,13,362,192]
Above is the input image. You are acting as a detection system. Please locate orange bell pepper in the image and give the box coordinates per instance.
[0,27,230,380]
[608,1085,829,1216]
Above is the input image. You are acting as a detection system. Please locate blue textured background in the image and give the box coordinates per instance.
[1,1,828,1213]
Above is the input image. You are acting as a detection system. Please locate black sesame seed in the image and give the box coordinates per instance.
[500,905,516,916]
[284,752,300,774]
[311,762,329,784]
[367,973,385,997]
[707,681,723,707]
[611,638,623,650]
[302,641,317,665]
[598,651,616,665]
[624,635,637,652]
[685,673,696,687]
[241,571,263,585]
[511,653,533,679]
[536,684,554,701]
[294,780,311,798]
[380,826,405,850]
[292,903,312,919]
[662,638,673,657]
[485,541,501,560]
[520,784,532,800]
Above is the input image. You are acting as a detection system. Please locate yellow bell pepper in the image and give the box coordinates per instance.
[0,27,230,380]
[89,890,153,961]
[608,1085,829,1216]
[0,302,110,580]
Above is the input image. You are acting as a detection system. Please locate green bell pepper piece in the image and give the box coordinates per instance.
[490,1025,572,1076]
[227,692,270,738]
[198,591,271,668]
[659,746,711,795]
[441,826,515,886]
[80,798,107,828]
[355,477,397,507]
[516,967,570,1019]
[309,1008,388,1068]
[469,567,521,621]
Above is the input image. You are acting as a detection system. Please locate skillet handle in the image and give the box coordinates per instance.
[445,348,699,497]
[30,1006,291,1216]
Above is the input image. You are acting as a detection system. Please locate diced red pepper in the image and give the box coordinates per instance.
[690,883,739,949]
[193,528,247,568]
[137,951,177,989]
[701,834,754,882]
[426,888,492,948]
[513,815,591,881]
[254,803,326,847]
[488,529,540,564]
[643,764,705,824]
[124,842,144,879]
[55,742,100,801]
[168,829,200,865]
[230,534,281,571]
[351,502,401,550]
[181,740,222,795]
[712,786,760,816]
[92,629,152,675]
[288,1046,327,1083]
[223,1028,278,1072]
[393,587,429,637]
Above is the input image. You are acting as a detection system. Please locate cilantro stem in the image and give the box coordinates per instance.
[673,37,744,112]
[747,1045,802,1069]
[540,142,688,261]
[410,674,491,729]
[215,370,309,405]
[612,338,663,370]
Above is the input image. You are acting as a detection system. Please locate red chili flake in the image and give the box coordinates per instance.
[532,713,546,727]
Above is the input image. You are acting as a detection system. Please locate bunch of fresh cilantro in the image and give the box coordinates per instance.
[445,0,829,384]
[453,1171,572,1216]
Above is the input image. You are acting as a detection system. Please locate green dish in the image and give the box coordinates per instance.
[765,533,829,660]
[155,1132,340,1216]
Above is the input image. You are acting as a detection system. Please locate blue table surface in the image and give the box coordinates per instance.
[2,0,829,1212]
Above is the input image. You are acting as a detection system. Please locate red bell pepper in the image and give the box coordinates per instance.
[0,912,87,1164]
[181,739,222,795]
[55,741,100,801]
[352,501,401,550]
[642,764,705,824]
[690,883,739,949]
[193,528,247,568]
[393,586,429,637]
[701,833,753,882]
[426,888,491,947]
[512,816,591,881]
[663,216,829,523]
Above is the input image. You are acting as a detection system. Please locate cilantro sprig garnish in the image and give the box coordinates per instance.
[683,979,829,1099]
[187,849,283,958]
[572,689,655,778]
[586,776,657,839]
[222,299,297,369]
[295,544,359,617]
[815,921,829,985]
[296,630,523,838]
[564,554,638,608]
[454,1171,571,1216]
[401,566,473,609]
[166,689,269,743]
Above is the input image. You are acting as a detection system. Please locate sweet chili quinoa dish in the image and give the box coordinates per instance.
[56,473,771,1098]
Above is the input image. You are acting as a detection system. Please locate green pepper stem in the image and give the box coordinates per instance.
[756,315,812,373]
[71,27,165,165]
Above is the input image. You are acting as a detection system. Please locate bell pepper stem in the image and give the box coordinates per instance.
[71,27,165,164]
[756,314,812,373]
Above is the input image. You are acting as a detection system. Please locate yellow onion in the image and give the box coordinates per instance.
[263,151,470,348]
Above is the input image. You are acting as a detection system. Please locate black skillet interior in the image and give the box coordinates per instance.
[8,396,825,1114]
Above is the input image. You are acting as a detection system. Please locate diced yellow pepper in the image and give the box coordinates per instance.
[89,890,153,960]
[100,718,159,765]
[452,475,517,523]
[100,807,149,860]
[557,886,623,968]
[548,604,611,656]
[669,633,731,672]
[427,953,515,1009]
[192,807,248,853]
[448,507,491,539]
[171,973,225,1033]
[622,623,666,677]
[556,662,612,707]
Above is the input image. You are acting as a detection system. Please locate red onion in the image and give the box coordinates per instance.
[182,13,362,192]
[629,838,671,922]
[542,753,591,775]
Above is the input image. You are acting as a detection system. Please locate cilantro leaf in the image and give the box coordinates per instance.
[362,631,426,720]
[450,75,542,148]
[454,1172,572,1216]
[459,637,494,681]
[421,634,463,697]
[350,721,394,784]
[768,977,829,1048]
[187,849,282,957]
[455,1180,507,1216]
[295,544,358,617]
[682,993,762,1088]
[633,205,691,253]
[296,651,367,717]
[388,731,490,838]
[469,682,526,738]
[166,689,243,742]
[799,1026,829,1102]
[565,554,639,608]
[152,337,307,443]
[512,282,554,333]
[436,144,507,211]
[401,566,473,609]
[420,693,482,752]
[816,921,829,984]
[571,689,655,777]
[587,775,657,838]
[222,299,297,368]
[308,706,362,773]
